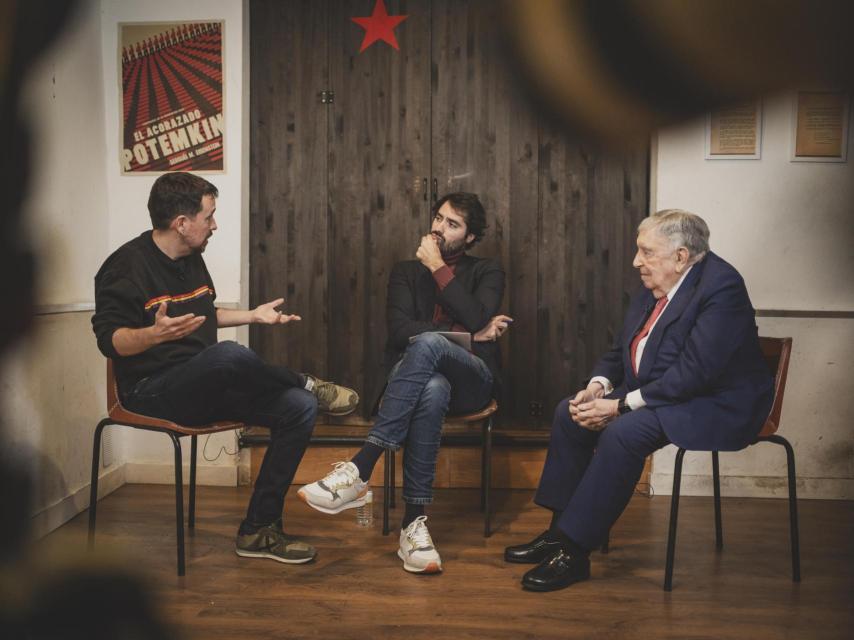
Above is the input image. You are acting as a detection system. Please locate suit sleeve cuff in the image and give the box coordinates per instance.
[589,376,613,395]
[626,389,646,410]
[432,265,455,290]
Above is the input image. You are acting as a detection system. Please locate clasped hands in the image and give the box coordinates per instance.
[569,382,620,431]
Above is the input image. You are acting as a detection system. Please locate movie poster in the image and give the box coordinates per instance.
[120,21,224,174]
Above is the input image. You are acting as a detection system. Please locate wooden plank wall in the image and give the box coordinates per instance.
[249,0,650,431]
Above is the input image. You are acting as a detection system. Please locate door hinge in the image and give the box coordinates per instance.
[319,90,335,104]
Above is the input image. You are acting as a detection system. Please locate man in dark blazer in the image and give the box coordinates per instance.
[505,209,773,592]
[300,192,510,574]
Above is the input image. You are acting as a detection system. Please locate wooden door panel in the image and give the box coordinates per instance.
[431,0,540,425]
[538,130,648,419]
[249,0,329,376]
[327,0,432,416]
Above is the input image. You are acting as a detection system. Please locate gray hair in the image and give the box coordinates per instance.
[638,209,710,262]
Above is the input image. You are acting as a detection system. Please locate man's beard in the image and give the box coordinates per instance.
[434,233,466,257]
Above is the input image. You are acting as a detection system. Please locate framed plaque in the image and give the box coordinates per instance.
[791,90,849,162]
[705,100,762,160]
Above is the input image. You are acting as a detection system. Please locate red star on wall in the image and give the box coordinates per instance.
[351,0,408,53]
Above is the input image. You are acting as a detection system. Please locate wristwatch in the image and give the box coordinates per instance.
[618,398,632,415]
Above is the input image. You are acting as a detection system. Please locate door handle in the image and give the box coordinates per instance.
[423,177,428,201]
[432,178,438,202]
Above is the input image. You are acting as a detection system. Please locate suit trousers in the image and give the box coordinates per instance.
[535,397,670,550]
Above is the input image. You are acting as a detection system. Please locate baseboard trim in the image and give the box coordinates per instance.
[651,473,854,500]
[124,462,237,486]
[31,463,126,539]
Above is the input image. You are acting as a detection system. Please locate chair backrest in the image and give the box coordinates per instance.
[757,337,793,437]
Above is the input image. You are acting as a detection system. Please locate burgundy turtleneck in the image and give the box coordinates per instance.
[431,249,467,331]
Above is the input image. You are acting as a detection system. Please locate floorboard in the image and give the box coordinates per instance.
[44,485,854,640]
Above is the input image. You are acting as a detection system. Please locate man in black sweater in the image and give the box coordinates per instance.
[299,192,511,574]
[92,172,358,565]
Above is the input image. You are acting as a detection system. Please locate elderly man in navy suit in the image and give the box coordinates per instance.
[505,209,774,592]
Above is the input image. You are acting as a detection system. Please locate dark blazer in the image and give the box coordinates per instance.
[369,255,505,412]
[590,252,773,451]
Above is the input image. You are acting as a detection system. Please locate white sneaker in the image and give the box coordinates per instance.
[397,515,442,574]
[297,461,368,514]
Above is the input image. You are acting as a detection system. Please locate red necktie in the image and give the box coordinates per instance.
[630,295,668,375]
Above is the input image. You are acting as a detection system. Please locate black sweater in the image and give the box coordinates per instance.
[368,255,506,411]
[92,231,217,395]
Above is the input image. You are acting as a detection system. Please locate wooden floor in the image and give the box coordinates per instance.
[45,485,853,640]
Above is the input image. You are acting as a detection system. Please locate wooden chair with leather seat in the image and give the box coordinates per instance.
[661,336,800,591]
[88,359,245,576]
[382,399,498,538]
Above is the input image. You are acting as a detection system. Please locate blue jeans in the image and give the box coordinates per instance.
[125,341,317,527]
[368,333,493,505]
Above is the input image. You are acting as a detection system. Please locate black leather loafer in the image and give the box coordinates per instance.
[504,530,563,564]
[521,549,591,592]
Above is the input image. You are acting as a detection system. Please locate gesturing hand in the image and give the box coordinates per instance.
[473,315,514,342]
[415,234,445,272]
[252,298,301,325]
[151,301,206,344]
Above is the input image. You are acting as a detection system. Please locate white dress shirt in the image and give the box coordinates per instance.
[590,265,693,410]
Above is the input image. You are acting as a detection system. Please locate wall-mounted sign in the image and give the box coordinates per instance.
[791,91,849,162]
[705,100,762,160]
[119,21,224,174]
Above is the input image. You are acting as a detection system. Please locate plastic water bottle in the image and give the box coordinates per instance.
[356,490,374,527]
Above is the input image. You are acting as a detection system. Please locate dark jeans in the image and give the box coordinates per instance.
[125,341,317,528]
[368,333,493,505]
[534,397,670,550]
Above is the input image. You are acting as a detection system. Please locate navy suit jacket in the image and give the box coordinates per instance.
[590,252,773,451]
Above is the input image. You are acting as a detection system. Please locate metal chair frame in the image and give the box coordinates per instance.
[605,336,800,591]
[88,360,242,576]
[382,400,497,538]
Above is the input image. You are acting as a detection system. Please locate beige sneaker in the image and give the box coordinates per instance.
[398,516,442,574]
[305,375,359,415]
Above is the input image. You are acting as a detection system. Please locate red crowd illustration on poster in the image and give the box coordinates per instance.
[120,22,224,174]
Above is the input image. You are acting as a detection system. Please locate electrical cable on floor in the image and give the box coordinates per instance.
[202,433,239,462]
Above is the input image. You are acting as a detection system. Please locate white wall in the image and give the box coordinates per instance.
[99,0,249,485]
[653,92,854,499]
[0,0,122,538]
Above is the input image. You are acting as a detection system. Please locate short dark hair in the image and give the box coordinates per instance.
[147,172,219,230]
[432,192,487,248]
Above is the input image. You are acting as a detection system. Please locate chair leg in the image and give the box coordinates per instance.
[88,419,111,550]
[189,435,197,532]
[712,451,723,550]
[480,422,487,513]
[664,448,686,591]
[765,435,801,582]
[383,448,391,536]
[483,416,493,538]
[390,448,396,510]
[169,432,186,577]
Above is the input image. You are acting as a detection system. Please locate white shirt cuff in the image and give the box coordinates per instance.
[589,376,613,396]
[626,389,646,410]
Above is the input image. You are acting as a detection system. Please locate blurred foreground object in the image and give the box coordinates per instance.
[502,0,854,146]
[1,1,178,638]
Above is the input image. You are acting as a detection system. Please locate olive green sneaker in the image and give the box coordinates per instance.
[235,521,316,564]
[305,375,359,416]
